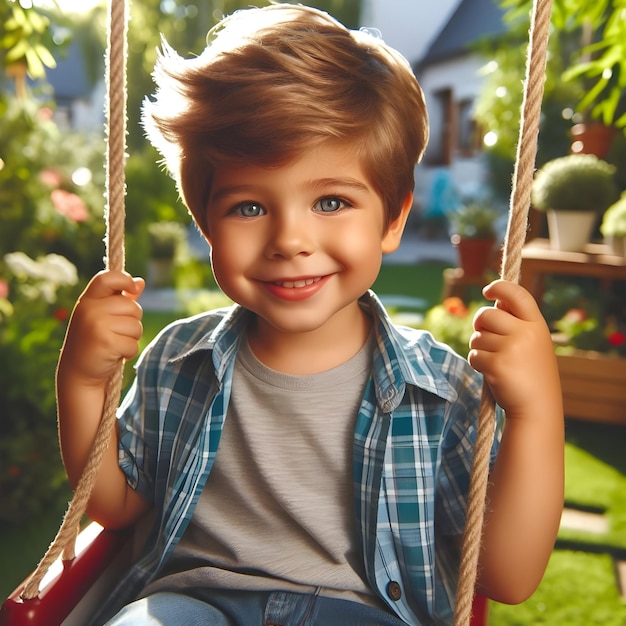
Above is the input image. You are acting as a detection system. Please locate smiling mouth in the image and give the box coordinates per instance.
[273,276,322,289]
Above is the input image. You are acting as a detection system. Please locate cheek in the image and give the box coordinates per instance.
[209,245,239,293]
[335,222,384,263]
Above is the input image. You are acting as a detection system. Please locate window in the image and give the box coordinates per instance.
[426,88,453,166]
[426,90,481,165]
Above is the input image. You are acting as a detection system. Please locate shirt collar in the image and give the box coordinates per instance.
[167,291,458,409]
[167,304,250,382]
[363,291,459,411]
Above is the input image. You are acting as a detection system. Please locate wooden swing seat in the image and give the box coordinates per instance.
[0,523,489,625]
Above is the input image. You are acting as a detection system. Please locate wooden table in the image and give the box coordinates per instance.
[520,238,626,305]
[520,238,626,424]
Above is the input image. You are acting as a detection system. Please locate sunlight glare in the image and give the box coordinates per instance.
[35,0,104,14]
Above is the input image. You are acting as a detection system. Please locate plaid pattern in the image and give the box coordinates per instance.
[93,292,500,626]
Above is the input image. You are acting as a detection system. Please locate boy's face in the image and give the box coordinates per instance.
[205,141,410,344]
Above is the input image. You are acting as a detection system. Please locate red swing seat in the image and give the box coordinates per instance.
[0,523,133,626]
[1,524,489,625]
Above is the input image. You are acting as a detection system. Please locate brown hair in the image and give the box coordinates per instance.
[143,3,429,234]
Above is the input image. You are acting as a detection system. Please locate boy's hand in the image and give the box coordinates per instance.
[60,270,145,387]
[468,279,561,420]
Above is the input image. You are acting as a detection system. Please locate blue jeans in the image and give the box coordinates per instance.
[105,588,407,625]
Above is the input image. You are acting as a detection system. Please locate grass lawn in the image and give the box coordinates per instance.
[2,263,625,624]
[490,550,626,625]
[373,261,448,309]
[490,420,626,625]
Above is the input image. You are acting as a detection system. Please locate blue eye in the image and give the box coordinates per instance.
[236,202,264,217]
[316,197,345,213]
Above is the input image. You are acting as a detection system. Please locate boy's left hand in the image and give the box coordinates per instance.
[468,279,561,421]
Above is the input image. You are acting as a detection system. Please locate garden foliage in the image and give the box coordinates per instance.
[0,95,110,523]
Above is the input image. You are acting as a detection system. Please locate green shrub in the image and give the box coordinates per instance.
[418,298,484,358]
[0,96,108,523]
[531,154,618,213]
[600,192,626,238]
[0,253,81,523]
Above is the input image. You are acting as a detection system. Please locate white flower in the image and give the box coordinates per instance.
[4,252,41,279]
[4,252,79,303]
[40,254,78,286]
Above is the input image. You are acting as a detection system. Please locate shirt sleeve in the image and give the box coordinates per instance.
[117,348,160,505]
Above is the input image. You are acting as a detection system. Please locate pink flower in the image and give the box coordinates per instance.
[51,189,89,222]
[608,332,626,347]
[0,279,8,299]
[38,107,53,122]
[40,168,63,188]
[564,308,587,323]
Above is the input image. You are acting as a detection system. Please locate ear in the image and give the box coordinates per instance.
[381,192,413,254]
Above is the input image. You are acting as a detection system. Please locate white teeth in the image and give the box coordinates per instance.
[276,277,321,288]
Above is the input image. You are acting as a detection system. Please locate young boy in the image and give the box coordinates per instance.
[57,5,564,625]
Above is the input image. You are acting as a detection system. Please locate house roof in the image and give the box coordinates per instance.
[420,0,506,65]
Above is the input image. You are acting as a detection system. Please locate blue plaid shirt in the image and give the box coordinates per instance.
[95,291,500,625]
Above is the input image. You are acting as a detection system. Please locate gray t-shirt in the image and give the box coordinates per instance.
[145,335,383,607]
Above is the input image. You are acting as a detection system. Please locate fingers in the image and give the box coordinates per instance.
[105,322,144,361]
[78,271,144,322]
[472,306,512,338]
[84,270,145,300]
[61,271,146,384]
[468,280,559,416]
[482,280,541,322]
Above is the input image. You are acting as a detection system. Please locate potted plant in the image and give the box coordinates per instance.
[147,221,187,287]
[531,154,618,252]
[448,202,500,277]
[600,193,626,258]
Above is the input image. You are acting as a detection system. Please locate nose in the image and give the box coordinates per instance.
[265,212,315,259]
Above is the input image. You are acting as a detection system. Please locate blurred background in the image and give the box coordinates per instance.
[1,1,625,623]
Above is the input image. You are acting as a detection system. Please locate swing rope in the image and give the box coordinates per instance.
[20,1,553,624]
[21,0,129,600]
[453,0,553,623]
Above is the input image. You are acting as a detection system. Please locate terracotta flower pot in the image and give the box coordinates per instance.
[570,123,615,158]
[451,235,495,277]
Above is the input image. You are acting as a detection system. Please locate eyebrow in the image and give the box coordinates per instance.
[308,177,371,194]
[210,177,372,203]
[210,184,260,203]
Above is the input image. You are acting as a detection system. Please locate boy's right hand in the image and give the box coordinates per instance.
[59,270,145,387]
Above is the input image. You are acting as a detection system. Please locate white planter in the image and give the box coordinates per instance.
[546,210,597,252]
[605,235,626,258]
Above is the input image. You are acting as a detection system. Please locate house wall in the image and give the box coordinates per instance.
[361,1,493,220]
[53,81,106,133]
[417,53,489,207]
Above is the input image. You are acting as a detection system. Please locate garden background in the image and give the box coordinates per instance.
[1,0,625,624]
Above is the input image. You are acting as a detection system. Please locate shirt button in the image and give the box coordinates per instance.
[387,581,402,601]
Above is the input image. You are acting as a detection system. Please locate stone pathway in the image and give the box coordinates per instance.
[560,507,609,534]
[560,506,626,599]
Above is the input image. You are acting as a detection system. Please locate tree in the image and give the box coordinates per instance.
[498,0,626,128]
[473,0,625,198]
[0,0,58,98]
